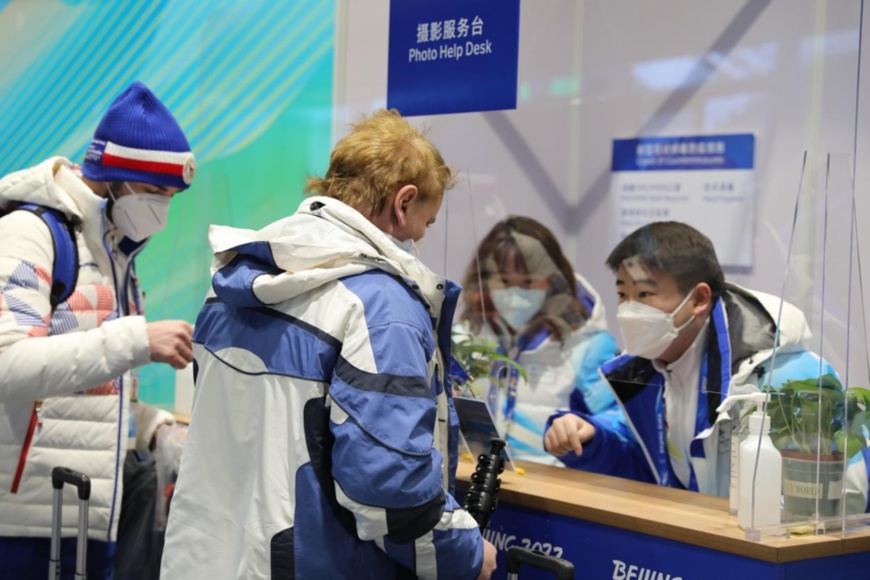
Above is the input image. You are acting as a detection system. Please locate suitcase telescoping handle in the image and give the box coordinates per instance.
[506,546,575,580]
[50,467,91,580]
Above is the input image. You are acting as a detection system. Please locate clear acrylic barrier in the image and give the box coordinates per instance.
[428,173,511,436]
[434,174,662,470]
[743,151,870,541]
[428,171,620,468]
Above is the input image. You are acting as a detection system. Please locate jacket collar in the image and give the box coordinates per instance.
[208,196,455,321]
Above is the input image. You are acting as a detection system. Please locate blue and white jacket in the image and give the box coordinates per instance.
[161,197,483,580]
[549,285,869,509]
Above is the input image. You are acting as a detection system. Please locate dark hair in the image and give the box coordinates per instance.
[460,216,588,342]
[606,221,725,298]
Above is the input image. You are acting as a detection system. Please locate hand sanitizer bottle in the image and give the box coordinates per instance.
[738,403,782,531]
[716,392,782,532]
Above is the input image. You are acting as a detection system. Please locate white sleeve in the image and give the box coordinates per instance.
[0,211,151,402]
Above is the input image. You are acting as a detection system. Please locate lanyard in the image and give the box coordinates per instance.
[659,351,709,492]
[493,327,551,424]
[499,363,521,424]
[486,342,521,425]
[101,214,144,316]
[688,353,709,492]
[127,260,142,315]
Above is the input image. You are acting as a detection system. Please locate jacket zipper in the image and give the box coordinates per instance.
[11,400,42,494]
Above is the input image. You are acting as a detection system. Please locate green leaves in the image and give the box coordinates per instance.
[762,375,869,458]
[451,330,528,386]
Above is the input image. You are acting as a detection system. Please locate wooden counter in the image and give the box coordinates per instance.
[456,460,870,566]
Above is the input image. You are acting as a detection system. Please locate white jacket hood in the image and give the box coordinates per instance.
[739,284,812,351]
[0,157,103,221]
[575,272,609,335]
[209,196,452,318]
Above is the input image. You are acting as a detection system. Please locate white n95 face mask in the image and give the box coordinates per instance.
[491,287,547,329]
[387,233,421,258]
[616,290,696,360]
[109,182,170,242]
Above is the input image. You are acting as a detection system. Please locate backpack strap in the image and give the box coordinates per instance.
[14,204,80,310]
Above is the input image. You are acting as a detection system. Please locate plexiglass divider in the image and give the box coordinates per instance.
[743,152,870,541]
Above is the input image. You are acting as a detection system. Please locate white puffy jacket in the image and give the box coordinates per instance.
[0,157,170,542]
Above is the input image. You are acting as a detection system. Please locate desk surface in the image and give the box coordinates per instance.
[456,460,870,564]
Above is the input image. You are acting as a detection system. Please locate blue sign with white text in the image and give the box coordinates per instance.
[610,132,756,267]
[480,502,870,580]
[387,0,521,116]
[612,134,755,172]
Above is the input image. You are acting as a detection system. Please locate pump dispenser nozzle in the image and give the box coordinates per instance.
[716,392,770,415]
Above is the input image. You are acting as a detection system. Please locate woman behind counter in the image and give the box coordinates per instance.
[456,216,623,466]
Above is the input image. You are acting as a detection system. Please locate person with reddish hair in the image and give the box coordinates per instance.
[162,110,495,580]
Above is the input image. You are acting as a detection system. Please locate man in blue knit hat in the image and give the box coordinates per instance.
[0,81,195,578]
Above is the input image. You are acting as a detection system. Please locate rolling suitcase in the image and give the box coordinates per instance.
[506,546,575,580]
[49,467,92,579]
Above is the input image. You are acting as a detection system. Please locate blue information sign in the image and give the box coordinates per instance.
[387,0,521,116]
[612,134,755,172]
[610,133,757,267]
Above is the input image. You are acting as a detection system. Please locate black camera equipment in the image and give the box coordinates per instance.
[463,438,506,530]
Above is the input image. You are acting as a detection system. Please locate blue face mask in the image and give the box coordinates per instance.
[491,287,547,329]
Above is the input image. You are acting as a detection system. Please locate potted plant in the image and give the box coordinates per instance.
[761,375,870,521]
[450,330,527,414]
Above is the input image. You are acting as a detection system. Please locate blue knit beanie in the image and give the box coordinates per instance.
[82,81,195,190]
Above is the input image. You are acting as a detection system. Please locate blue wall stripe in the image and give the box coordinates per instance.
[0,1,335,172]
[164,1,288,119]
[200,2,286,74]
[7,2,167,170]
[0,5,109,136]
[193,2,320,146]
[2,4,137,166]
[199,34,332,155]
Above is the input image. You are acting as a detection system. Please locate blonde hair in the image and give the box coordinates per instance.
[305,109,455,215]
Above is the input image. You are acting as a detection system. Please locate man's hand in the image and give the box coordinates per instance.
[147,320,194,370]
[544,414,596,457]
[476,539,497,580]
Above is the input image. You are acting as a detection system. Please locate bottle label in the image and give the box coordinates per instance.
[783,479,843,499]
